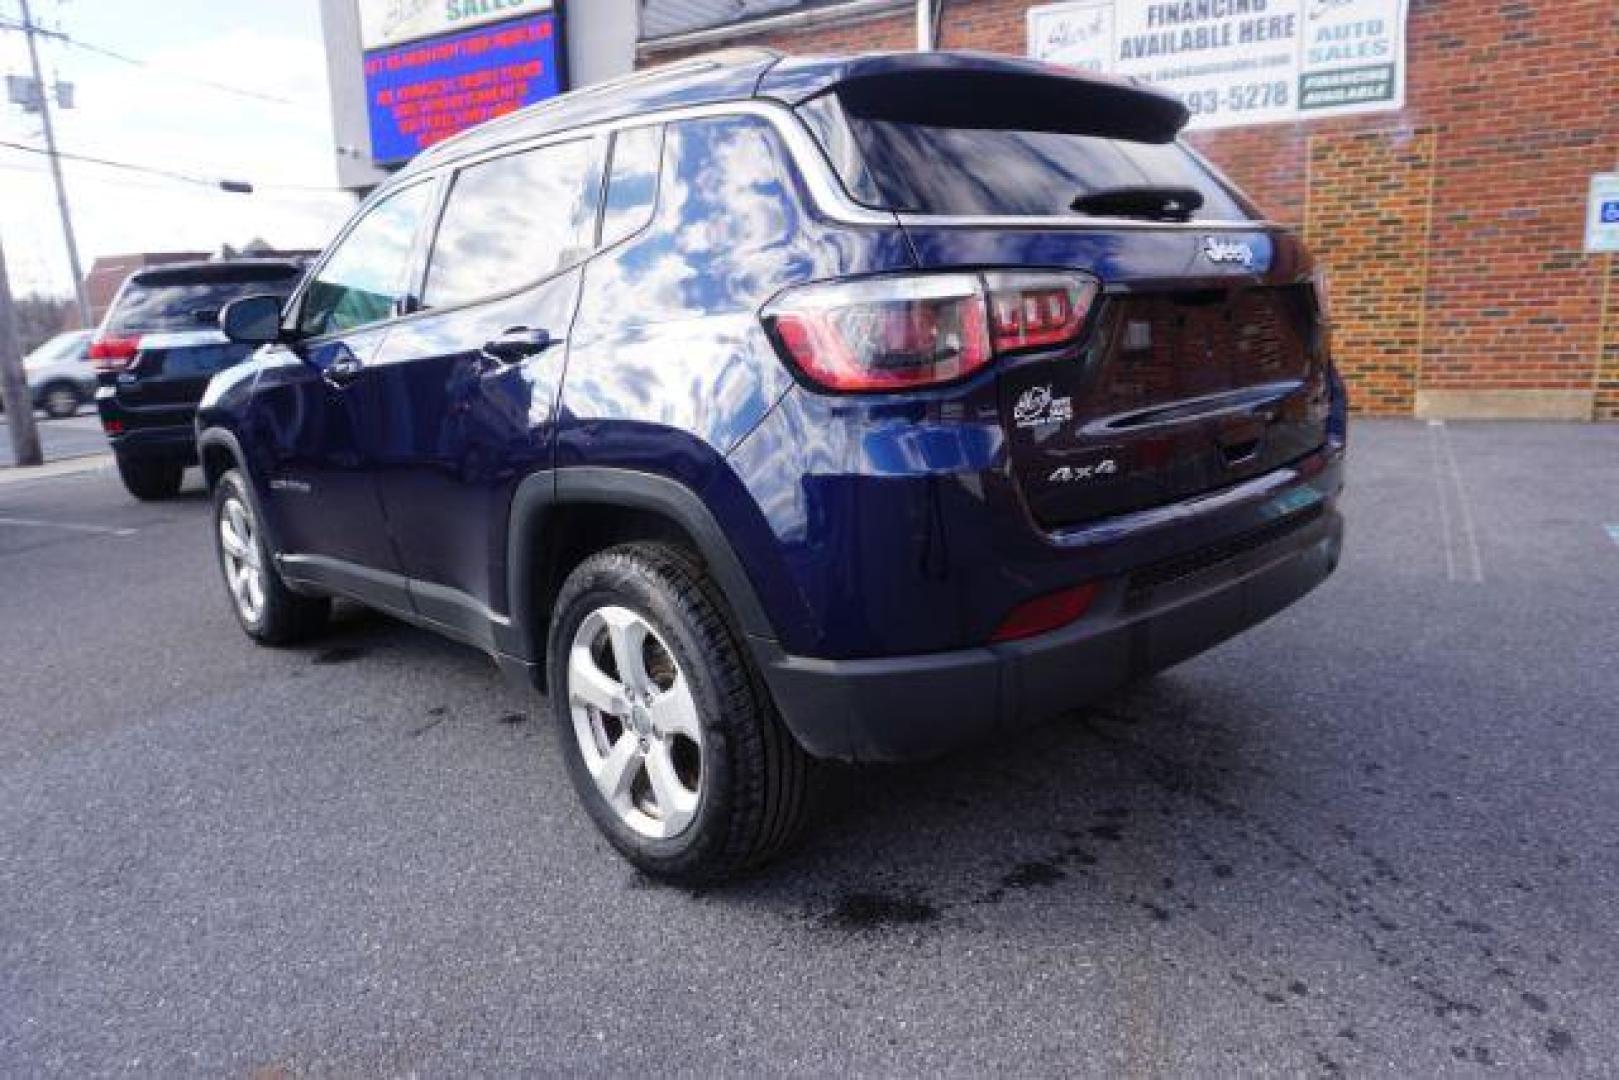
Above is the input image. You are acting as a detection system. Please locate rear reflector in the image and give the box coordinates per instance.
[990,583,1099,643]
[89,334,141,372]
[762,271,1096,393]
[101,417,123,435]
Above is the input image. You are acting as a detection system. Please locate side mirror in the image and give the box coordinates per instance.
[219,294,285,346]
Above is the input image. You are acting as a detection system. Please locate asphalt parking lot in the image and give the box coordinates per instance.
[2,419,1617,1076]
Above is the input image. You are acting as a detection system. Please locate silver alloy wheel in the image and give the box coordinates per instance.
[567,605,704,839]
[218,494,266,624]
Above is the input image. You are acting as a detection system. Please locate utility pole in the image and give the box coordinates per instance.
[916,0,934,51]
[18,0,92,329]
[0,233,44,468]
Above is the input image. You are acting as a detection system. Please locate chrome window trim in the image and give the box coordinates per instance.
[894,213,1283,232]
[398,99,1285,233]
[293,100,1286,345]
[400,100,899,228]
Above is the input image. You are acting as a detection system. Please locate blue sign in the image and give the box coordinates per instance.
[1588,174,1619,253]
[363,13,563,165]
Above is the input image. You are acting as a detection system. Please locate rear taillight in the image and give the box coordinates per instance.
[1309,267,1331,324]
[89,334,141,372]
[984,272,1096,353]
[990,582,1099,643]
[762,272,1096,393]
[762,274,991,392]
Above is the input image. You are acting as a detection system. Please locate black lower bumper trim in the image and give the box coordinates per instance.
[755,506,1343,763]
[108,425,197,464]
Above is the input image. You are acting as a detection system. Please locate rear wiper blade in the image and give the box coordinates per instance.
[1071,185,1205,222]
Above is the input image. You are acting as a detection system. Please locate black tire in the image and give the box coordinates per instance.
[547,543,811,884]
[115,455,184,501]
[40,381,82,419]
[212,469,330,645]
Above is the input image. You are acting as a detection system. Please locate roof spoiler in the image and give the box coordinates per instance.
[758,51,1190,143]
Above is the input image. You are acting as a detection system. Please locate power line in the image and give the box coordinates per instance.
[0,135,248,189]
[0,14,319,109]
[0,138,347,196]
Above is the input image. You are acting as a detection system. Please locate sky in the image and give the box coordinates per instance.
[0,0,357,298]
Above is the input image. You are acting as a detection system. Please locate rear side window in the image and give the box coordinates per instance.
[108,269,301,334]
[599,125,663,248]
[798,92,1251,221]
[423,137,601,309]
[297,182,432,338]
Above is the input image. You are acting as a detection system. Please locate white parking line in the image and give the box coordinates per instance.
[0,516,137,538]
[1426,420,1484,584]
[1437,424,1485,583]
[1606,525,1619,548]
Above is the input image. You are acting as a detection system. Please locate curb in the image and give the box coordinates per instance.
[0,453,114,487]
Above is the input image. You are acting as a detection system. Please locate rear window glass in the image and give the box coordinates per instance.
[798,93,1251,221]
[108,269,301,333]
[140,344,255,379]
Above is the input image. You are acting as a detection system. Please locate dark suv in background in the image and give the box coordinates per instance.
[94,259,304,499]
[199,51,1346,882]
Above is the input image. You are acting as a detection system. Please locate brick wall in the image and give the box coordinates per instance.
[1306,129,1438,414]
[641,0,1619,419]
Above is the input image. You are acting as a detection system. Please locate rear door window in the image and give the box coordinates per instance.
[423,137,602,309]
[798,92,1252,221]
[108,269,302,334]
[599,125,663,247]
[297,182,433,338]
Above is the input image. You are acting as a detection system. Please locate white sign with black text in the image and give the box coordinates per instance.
[1027,0,1408,131]
[356,0,555,51]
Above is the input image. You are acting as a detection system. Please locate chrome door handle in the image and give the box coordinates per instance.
[483,326,553,364]
[323,357,364,387]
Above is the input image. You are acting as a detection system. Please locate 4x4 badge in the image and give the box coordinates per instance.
[1202,236,1255,267]
[1049,459,1118,484]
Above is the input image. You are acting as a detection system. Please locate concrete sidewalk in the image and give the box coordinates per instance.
[0,413,111,472]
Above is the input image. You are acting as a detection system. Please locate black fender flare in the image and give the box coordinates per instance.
[505,467,777,667]
[195,426,286,558]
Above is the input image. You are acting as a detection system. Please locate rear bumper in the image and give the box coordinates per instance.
[104,424,197,464]
[97,391,197,464]
[757,503,1343,763]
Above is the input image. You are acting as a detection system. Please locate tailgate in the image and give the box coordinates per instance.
[117,330,256,408]
[899,222,1330,532]
[1000,279,1329,531]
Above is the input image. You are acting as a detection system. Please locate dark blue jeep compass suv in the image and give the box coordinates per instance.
[200,50,1346,882]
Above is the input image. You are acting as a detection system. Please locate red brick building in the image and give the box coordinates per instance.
[639,0,1618,419]
[82,252,210,327]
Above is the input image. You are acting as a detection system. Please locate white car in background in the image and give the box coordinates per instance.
[20,329,95,418]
